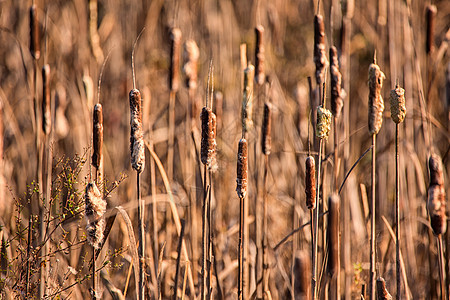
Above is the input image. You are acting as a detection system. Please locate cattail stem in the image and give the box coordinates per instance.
[313,139,323,300]
[92,248,97,300]
[437,235,446,300]
[395,124,400,300]
[370,134,376,300]
[239,195,244,300]
[168,90,176,181]
[262,154,269,296]
[202,165,208,300]
[137,172,145,300]
[150,140,159,279]
[333,117,339,192]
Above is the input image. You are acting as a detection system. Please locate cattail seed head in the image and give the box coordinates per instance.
[85,182,106,249]
[242,65,255,133]
[368,62,385,135]
[169,28,182,92]
[327,193,340,277]
[429,154,444,186]
[305,156,316,210]
[29,5,40,60]
[129,89,145,173]
[183,39,199,91]
[200,107,217,170]
[42,64,51,134]
[425,5,437,54]
[293,250,311,300]
[389,84,406,124]
[92,103,103,170]
[376,277,392,300]
[330,46,344,118]
[316,106,332,139]
[236,138,248,198]
[427,154,446,236]
[254,25,265,86]
[314,15,329,85]
[261,102,271,155]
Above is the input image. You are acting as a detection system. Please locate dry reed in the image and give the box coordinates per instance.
[389,84,406,124]
[261,102,271,155]
[305,156,316,210]
[376,277,393,300]
[129,89,145,173]
[255,25,265,86]
[92,104,103,172]
[293,250,311,300]
[316,106,332,139]
[425,5,437,54]
[314,14,328,86]
[29,4,40,60]
[85,182,106,250]
[330,46,343,118]
[200,107,217,170]
[242,65,255,135]
[427,154,446,236]
[169,28,182,92]
[42,64,51,135]
[184,39,199,91]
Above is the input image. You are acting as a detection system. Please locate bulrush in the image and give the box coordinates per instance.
[200,107,217,170]
[261,102,271,155]
[42,64,51,134]
[85,182,106,250]
[427,154,446,236]
[169,28,182,92]
[389,84,406,124]
[293,250,311,300]
[425,5,437,54]
[129,89,145,173]
[368,61,385,135]
[29,4,40,60]
[92,104,103,170]
[330,46,344,118]
[242,65,255,134]
[305,156,316,210]
[236,138,248,198]
[376,277,393,300]
[314,15,328,86]
[327,193,340,277]
[316,106,332,139]
[254,25,265,85]
[183,39,199,91]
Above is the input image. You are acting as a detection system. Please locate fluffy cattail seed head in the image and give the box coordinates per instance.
[429,154,444,186]
[242,65,255,133]
[200,107,217,170]
[376,277,393,300]
[316,106,332,139]
[236,138,248,198]
[169,28,182,92]
[183,39,199,91]
[427,154,446,236]
[368,62,385,135]
[129,89,145,173]
[327,193,340,277]
[42,64,51,134]
[425,5,437,54]
[92,104,103,170]
[305,156,316,210]
[330,46,344,118]
[293,250,311,300]
[314,15,329,85]
[261,102,271,155]
[389,84,406,124]
[29,5,40,60]
[85,182,106,249]
[254,25,265,86]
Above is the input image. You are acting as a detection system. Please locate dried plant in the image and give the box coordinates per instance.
[390,84,406,124]
[293,250,311,300]
[29,4,40,60]
[92,104,103,172]
[368,61,385,135]
[200,107,217,170]
[261,102,271,155]
[314,15,328,86]
[41,64,51,135]
[255,25,265,86]
[305,156,316,210]
[427,154,446,236]
[129,89,145,173]
[376,277,393,300]
[183,39,199,91]
[330,46,344,119]
[316,106,332,139]
[425,5,437,54]
[236,138,248,199]
[242,65,255,134]
[169,28,182,92]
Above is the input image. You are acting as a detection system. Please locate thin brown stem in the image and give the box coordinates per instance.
[202,165,208,300]
[395,124,400,300]
[92,247,97,300]
[370,134,376,300]
[137,172,145,300]
[262,155,269,297]
[313,139,323,300]
[437,235,446,300]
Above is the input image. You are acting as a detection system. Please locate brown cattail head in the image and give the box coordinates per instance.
[200,107,217,170]
[236,138,248,198]
[29,5,40,60]
[129,89,145,173]
[376,277,393,300]
[330,46,344,118]
[327,193,340,277]
[316,106,332,139]
[305,156,316,210]
[169,28,182,92]
[183,39,199,91]
[389,84,406,124]
[261,102,272,155]
[92,103,103,170]
[255,25,265,86]
[314,15,329,85]
[425,5,437,54]
[368,62,385,135]
[242,64,255,133]
[293,250,311,300]
[85,182,106,249]
[427,154,446,236]
[42,64,51,134]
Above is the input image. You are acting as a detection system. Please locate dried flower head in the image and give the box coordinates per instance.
[327,193,340,277]
[236,138,248,198]
[29,4,40,60]
[85,182,106,249]
[305,156,316,210]
[429,154,444,186]
[316,106,332,139]
[293,250,311,300]
[368,62,385,135]
[330,46,344,118]
[242,65,255,133]
[129,89,145,173]
[376,277,392,300]
[200,107,217,170]
[426,5,437,54]
[183,39,199,91]
[314,15,329,85]
[42,64,51,134]
[255,25,265,86]
[169,28,182,92]
[92,103,103,170]
[427,154,446,236]
[389,84,406,124]
[261,102,271,155]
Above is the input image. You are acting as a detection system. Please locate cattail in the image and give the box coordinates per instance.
[327,193,340,277]
[425,5,437,54]
[427,154,446,236]
[55,84,69,139]
[183,39,199,91]
[376,277,392,300]
[255,25,265,85]
[261,102,271,155]
[316,106,332,139]
[85,182,106,250]
[242,65,255,133]
[389,84,406,124]
[236,138,248,198]
[129,89,145,173]
[29,4,40,60]
[169,28,182,92]
[314,15,329,86]
[368,62,385,135]
[330,46,344,118]
[200,107,217,170]
[293,250,311,300]
[92,104,103,170]
[42,64,51,134]
[305,156,316,210]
